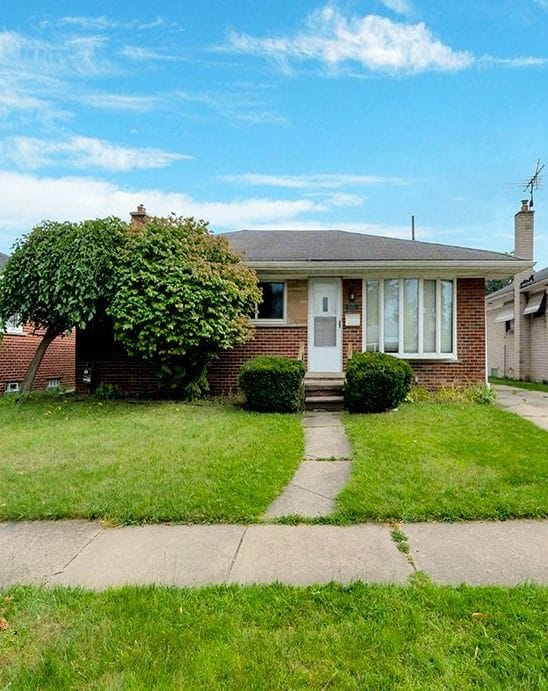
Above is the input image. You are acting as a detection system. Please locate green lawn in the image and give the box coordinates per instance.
[489,376,548,393]
[0,583,545,690]
[0,398,302,523]
[335,403,548,522]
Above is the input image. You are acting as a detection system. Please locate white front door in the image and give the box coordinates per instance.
[308,278,342,373]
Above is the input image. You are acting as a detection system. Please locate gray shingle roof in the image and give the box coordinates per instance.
[222,230,523,263]
[0,252,8,268]
[487,265,548,301]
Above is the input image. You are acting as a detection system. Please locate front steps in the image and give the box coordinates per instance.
[304,374,344,411]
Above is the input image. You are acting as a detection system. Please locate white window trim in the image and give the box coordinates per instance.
[5,382,21,393]
[362,277,458,360]
[252,280,288,326]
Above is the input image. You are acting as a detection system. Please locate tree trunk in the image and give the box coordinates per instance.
[20,328,60,393]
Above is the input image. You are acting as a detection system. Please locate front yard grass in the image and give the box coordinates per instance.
[1,582,546,690]
[489,376,548,393]
[336,403,548,522]
[0,397,302,524]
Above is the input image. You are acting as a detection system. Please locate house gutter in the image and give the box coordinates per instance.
[245,259,532,278]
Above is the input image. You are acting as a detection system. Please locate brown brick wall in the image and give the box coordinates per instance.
[208,326,307,395]
[75,320,163,396]
[342,278,362,369]
[411,278,486,388]
[0,326,75,393]
[73,277,487,396]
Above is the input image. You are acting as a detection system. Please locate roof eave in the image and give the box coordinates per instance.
[246,259,532,278]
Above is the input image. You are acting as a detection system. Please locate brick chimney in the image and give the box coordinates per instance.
[130,204,149,227]
[513,199,535,380]
[514,199,534,263]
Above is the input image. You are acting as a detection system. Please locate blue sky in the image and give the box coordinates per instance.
[1,0,547,268]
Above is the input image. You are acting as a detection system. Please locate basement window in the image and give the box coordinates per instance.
[5,382,21,394]
[47,378,61,390]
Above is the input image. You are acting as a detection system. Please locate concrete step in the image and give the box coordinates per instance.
[304,379,344,390]
[305,395,344,411]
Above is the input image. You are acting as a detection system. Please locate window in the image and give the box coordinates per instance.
[364,278,456,357]
[5,382,21,394]
[47,378,61,390]
[255,282,285,321]
[4,315,24,335]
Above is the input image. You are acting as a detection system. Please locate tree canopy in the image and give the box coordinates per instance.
[0,214,259,396]
[0,218,127,391]
[107,215,260,396]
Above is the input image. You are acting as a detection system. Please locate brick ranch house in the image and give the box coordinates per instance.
[487,200,548,382]
[0,252,75,394]
[75,209,531,396]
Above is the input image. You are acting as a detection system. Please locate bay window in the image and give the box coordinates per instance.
[365,278,456,357]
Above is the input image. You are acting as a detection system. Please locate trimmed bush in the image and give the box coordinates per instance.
[239,356,305,412]
[344,352,413,413]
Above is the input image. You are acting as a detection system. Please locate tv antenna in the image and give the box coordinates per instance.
[523,159,544,208]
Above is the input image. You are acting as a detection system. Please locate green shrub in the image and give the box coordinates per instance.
[464,384,496,404]
[239,356,305,412]
[344,352,413,413]
[95,382,122,401]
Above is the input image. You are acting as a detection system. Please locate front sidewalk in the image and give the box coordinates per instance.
[2,519,547,589]
[494,384,548,431]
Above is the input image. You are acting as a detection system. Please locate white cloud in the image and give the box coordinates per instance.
[225,6,473,74]
[79,93,161,111]
[40,15,173,31]
[0,171,377,251]
[0,90,51,112]
[0,30,110,80]
[44,16,124,30]
[175,90,289,127]
[380,0,413,17]
[120,45,182,62]
[221,173,407,188]
[2,137,191,172]
[480,55,548,68]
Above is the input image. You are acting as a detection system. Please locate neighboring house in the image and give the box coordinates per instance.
[0,252,75,394]
[486,266,548,381]
[486,202,547,381]
[75,206,531,396]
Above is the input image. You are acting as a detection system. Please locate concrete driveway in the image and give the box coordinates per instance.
[494,384,548,431]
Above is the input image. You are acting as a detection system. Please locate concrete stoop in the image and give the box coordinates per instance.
[304,376,345,411]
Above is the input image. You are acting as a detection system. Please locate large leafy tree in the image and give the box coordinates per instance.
[0,218,127,392]
[107,215,260,397]
[486,278,512,294]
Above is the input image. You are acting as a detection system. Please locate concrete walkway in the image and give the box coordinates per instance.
[264,411,352,519]
[494,384,548,431]
[1,520,546,589]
